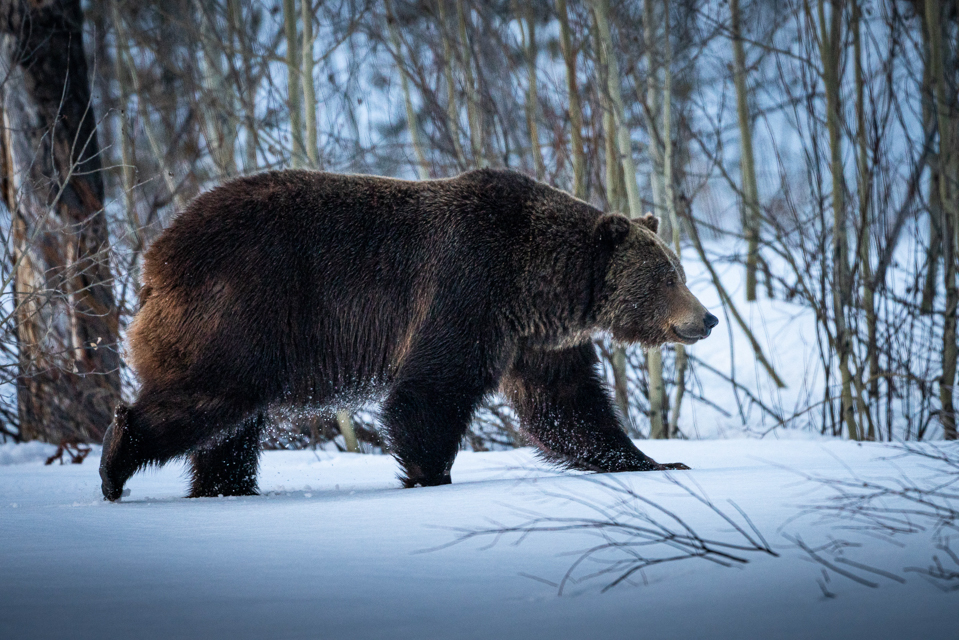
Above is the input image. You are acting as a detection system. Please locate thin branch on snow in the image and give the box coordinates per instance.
[780,443,959,591]
[424,473,777,595]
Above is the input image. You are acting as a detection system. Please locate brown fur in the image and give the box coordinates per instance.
[100,169,716,500]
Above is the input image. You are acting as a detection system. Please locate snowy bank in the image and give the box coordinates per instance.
[0,441,955,639]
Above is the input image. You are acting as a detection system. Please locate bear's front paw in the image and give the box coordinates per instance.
[402,473,452,488]
[653,461,691,471]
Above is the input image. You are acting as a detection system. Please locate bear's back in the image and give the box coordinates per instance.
[129,169,556,394]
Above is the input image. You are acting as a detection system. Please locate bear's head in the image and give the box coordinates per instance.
[593,213,718,347]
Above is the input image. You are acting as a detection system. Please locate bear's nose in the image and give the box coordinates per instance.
[703,312,719,334]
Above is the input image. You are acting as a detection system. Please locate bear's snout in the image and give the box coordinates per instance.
[665,283,717,345]
[703,312,719,336]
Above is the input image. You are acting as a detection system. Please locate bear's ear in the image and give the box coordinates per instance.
[638,212,660,235]
[594,213,631,247]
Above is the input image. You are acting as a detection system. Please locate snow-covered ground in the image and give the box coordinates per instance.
[1,440,955,639]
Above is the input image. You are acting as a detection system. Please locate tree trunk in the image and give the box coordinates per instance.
[336,409,358,453]
[0,0,120,442]
[437,0,466,169]
[110,0,142,297]
[818,0,859,440]
[456,0,485,168]
[661,0,686,439]
[194,0,238,177]
[591,0,641,217]
[640,0,668,438]
[595,20,631,430]
[593,0,666,437]
[919,10,941,316]
[731,0,761,302]
[642,0,664,219]
[521,2,544,179]
[853,0,877,439]
[284,0,303,167]
[924,0,958,440]
[387,0,429,179]
[230,0,260,172]
[112,4,185,211]
[301,0,319,168]
[557,0,585,198]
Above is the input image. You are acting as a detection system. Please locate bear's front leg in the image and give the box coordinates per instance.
[501,343,690,473]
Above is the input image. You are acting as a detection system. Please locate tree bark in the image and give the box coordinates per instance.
[818,0,859,440]
[112,3,185,211]
[0,0,120,442]
[456,0,485,168]
[924,0,958,440]
[556,0,585,198]
[386,0,429,179]
[194,0,238,177]
[284,0,303,167]
[593,0,666,437]
[302,0,319,168]
[520,2,544,179]
[731,0,761,302]
[437,0,466,169]
[595,18,631,430]
[661,0,686,439]
[853,0,877,439]
[642,0,664,219]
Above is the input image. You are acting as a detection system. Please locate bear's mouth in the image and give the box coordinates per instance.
[670,326,705,344]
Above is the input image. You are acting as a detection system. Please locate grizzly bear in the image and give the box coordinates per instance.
[100,169,717,501]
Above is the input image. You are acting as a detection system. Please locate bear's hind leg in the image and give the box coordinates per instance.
[99,387,260,501]
[188,413,265,498]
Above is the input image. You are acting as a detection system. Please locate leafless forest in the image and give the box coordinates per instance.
[0,0,955,449]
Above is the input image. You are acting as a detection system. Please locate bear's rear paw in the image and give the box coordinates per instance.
[188,485,259,499]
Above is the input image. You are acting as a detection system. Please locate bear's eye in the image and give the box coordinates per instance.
[666,277,676,288]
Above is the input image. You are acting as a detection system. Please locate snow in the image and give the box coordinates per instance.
[0,441,57,466]
[1,440,955,639]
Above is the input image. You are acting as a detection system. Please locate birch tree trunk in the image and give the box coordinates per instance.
[557,0,585,198]
[818,0,860,440]
[112,4,185,211]
[0,0,120,442]
[284,0,303,167]
[437,0,466,169]
[195,0,238,177]
[230,0,259,172]
[387,0,429,179]
[520,2,544,179]
[920,42,942,316]
[853,0,877,438]
[599,48,630,428]
[661,0,687,439]
[301,0,319,168]
[641,0,668,437]
[643,0,664,218]
[593,0,666,437]
[730,0,761,302]
[924,0,958,440]
[591,0,641,220]
[456,0,485,168]
[111,0,141,293]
